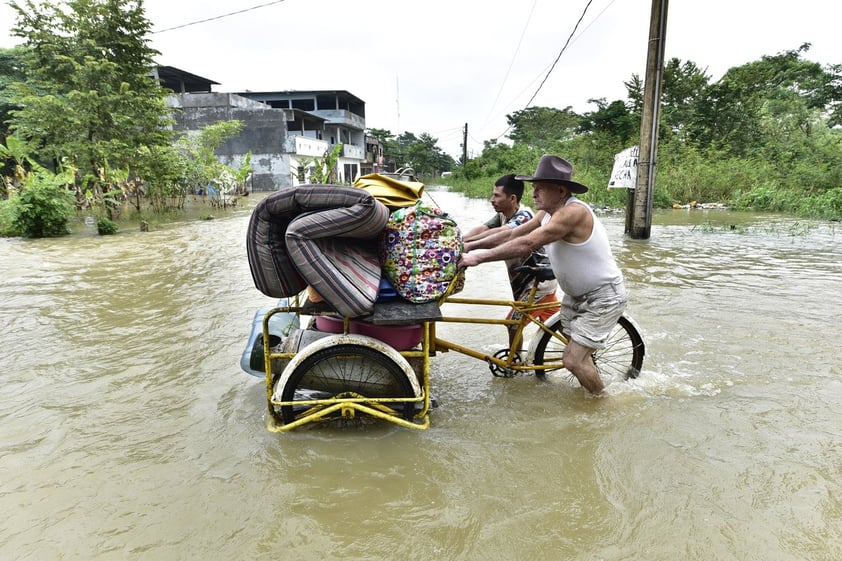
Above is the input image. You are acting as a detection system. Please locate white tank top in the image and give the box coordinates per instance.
[544,198,623,297]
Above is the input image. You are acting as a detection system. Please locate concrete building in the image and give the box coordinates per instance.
[156,66,378,191]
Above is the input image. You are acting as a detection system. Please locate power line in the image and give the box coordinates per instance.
[481,0,539,129]
[152,0,288,34]
[489,0,599,144]
[521,0,595,109]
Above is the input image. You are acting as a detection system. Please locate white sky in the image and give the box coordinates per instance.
[1,0,840,159]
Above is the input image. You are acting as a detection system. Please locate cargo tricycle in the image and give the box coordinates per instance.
[242,266,645,432]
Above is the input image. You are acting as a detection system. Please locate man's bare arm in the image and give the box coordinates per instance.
[464,223,521,244]
[462,224,489,242]
[464,213,543,252]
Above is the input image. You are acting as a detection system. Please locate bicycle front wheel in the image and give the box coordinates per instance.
[533,315,645,384]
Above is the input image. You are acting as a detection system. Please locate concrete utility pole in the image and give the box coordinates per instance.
[629,0,668,239]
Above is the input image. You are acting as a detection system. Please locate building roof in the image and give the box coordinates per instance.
[154,65,220,93]
[236,89,365,105]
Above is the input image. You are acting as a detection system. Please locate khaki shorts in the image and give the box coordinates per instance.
[560,282,628,349]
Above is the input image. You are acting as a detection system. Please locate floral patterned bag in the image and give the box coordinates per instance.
[379,202,463,303]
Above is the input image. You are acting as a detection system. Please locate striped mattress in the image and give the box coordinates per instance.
[246,184,390,317]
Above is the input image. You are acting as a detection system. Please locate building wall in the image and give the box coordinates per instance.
[168,91,370,191]
[168,93,294,191]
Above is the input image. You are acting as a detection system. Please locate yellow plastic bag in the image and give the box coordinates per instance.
[353,173,425,209]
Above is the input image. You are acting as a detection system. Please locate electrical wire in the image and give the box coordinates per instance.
[152,0,288,33]
[521,0,595,109]
[486,0,599,145]
[481,0,539,130]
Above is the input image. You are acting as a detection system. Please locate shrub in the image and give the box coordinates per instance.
[96,216,119,235]
[798,187,842,221]
[0,198,22,236]
[11,184,74,238]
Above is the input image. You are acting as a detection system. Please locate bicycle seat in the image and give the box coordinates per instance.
[512,265,556,282]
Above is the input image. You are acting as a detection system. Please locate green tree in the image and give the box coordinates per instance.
[506,106,581,150]
[446,47,842,219]
[0,133,44,198]
[7,0,174,202]
[394,131,419,167]
[404,132,448,175]
[623,58,712,143]
[366,128,392,144]
[460,140,536,180]
[821,62,842,127]
[579,98,637,145]
[659,59,710,141]
[175,120,244,191]
[363,128,454,176]
[297,143,342,184]
[686,45,837,156]
[0,47,26,134]
[0,47,27,182]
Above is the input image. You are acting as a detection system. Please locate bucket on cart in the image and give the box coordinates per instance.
[240,299,300,377]
[313,315,423,351]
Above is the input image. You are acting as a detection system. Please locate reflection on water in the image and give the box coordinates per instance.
[1,190,841,560]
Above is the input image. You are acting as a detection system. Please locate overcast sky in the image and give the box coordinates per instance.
[2,0,840,158]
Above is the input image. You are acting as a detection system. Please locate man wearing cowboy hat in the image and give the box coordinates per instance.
[458,154,628,395]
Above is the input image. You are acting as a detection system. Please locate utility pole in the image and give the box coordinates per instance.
[629,0,668,239]
[462,123,468,165]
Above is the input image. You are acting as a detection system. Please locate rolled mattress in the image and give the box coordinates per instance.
[246,184,390,317]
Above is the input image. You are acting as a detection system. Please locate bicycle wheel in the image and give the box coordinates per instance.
[533,315,645,384]
[277,344,417,425]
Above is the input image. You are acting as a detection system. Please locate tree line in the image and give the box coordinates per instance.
[2,0,841,239]
[445,45,842,220]
[0,0,260,237]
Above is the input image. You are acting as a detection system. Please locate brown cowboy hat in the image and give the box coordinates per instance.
[515,154,589,194]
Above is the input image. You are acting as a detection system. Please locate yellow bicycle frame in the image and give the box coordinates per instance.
[432,273,567,374]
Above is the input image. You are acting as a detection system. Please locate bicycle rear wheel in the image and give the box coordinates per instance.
[532,315,645,384]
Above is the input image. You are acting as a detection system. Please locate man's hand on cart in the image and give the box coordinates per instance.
[458,253,475,269]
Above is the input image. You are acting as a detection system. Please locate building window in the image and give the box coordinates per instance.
[291,99,315,111]
[344,163,358,182]
[316,95,336,110]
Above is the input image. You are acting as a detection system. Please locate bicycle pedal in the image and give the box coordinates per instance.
[487,348,523,378]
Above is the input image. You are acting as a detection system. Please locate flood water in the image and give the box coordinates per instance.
[2,189,841,560]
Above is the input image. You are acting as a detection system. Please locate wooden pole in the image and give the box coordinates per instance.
[462,123,468,165]
[629,0,668,239]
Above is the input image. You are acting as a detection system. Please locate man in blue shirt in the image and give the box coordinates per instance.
[463,174,559,350]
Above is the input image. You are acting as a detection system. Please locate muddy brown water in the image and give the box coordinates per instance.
[2,189,840,560]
